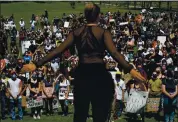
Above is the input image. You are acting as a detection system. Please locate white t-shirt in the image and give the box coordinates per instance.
[53,25,57,33]
[51,62,59,73]
[114,79,126,100]
[56,32,62,39]
[59,80,70,92]
[30,20,36,27]
[8,78,22,99]
[19,21,25,28]
[4,23,10,30]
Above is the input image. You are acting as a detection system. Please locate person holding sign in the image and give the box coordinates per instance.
[21,3,146,122]
[43,72,55,116]
[28,71,42,120]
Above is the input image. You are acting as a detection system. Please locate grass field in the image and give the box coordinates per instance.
[1,2,178,122]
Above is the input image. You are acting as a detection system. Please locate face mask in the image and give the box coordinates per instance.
[152,74,157,79]
[12,74,17,80]
[32,74,37,80]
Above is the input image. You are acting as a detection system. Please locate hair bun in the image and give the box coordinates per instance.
[85,3,94,10]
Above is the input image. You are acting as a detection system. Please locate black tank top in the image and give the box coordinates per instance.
[74,26,105,63]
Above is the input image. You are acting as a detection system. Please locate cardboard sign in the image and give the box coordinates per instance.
[26,97,43,108]
[64,22,70,28]
[146,98,160,112]
[125,89,148,113]
[109,19,115,23]
[53,98,59,109]
[59,90,73,100]
[157,36,166,45]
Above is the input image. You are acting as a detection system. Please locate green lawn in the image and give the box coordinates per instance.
[1,104,178,122]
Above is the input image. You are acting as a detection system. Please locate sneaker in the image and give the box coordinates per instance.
[37,115,41,119]
[33,115,37,119]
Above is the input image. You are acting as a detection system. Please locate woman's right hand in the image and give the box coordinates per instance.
[21,63,37,73]
[130,69,146,82]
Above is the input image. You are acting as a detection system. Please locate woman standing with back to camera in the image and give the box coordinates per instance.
[22,3,146,122]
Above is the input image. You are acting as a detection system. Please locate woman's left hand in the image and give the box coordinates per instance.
[130,69,146,82]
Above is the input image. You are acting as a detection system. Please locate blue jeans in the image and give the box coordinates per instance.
[10,98,23,120]
[163,96,176,122]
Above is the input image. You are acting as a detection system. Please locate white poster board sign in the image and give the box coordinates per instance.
[157,36,166,45]
[21,40,35,54]
[125,89,148,113]
[26,97,43,108]
[119,22,128,26]
[64,22,70,28]
[109,19,115,23]
[59,91,73,100]
[143,27,146,31]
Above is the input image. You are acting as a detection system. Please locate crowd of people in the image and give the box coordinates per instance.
[0,4,178,122]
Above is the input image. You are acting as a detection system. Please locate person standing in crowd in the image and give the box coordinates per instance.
[43,72,55,116]
[7,71,23,120]
[0,73,7,120]
[162,69,178,122]
[19,18,25,29]
[148,71,162,119]
[28,71,41,120]
[58,74,70,116]
[113,71,126,120]
[18,72,28,115]
[148,72,162,97]
[28,40,37,54]
[22,3,145,122]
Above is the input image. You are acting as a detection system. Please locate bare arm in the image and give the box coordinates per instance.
[162,85,171,98]
[36,32,74,67]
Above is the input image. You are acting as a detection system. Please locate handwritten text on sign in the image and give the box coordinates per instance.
[26,97,43,108]
[146,98,160,112]
[125,89,148,113]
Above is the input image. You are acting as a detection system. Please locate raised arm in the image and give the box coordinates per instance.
[104,30,146,82]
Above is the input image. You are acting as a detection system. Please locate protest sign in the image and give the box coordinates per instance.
[59,90,74,100]
[157,36,166,45]
[146,98,160,112]
[53,98,59,109]
[125,89,148,113]
[21,40,35,54]
[64,22,70,28]
[26,97,43,108]
[119,22,128,26]
[109,19,115,23]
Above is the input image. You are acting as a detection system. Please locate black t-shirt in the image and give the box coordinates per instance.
[162,78,178,92]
